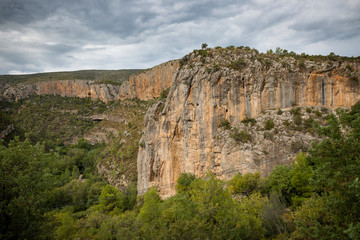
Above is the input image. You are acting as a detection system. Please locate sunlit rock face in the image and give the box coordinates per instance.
[0,60,179,102]
[137,48,360,198]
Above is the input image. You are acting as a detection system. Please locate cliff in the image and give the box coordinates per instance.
[0,60,179,102]
[137,47,360,198]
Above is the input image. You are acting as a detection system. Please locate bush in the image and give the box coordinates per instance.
[229,57,246,70]
[219,119,231,130]
[291,141,307,153]
[294,115,302,126]
[159,88,170,100]
[264,132,274,140]
[176,173,196,193]
[228,172,261,196]
[231,128,252,143]
[265,119,275,130]
[277,109,283,115]
[284,120,290,127]
[241,117,256,126]
[290,107,302,116]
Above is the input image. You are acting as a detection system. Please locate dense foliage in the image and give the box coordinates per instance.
[1,100,359,239]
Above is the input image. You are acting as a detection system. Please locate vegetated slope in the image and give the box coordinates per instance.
[85,99,156,188]
[0,94,155,186]
[2,95,108,147]
[137,45,360,198]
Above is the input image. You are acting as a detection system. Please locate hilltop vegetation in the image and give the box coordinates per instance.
[0,69,142,86]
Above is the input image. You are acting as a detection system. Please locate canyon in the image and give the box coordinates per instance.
[0,60,178,102]
[1,47,360,198]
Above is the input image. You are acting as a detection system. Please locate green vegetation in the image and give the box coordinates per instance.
[241,117,256,126]
[1,100,360,239]
[219,119,231,130]
[231,128,252,143]
[265,118,275,130]
[9,95,107,149]
[229,57,247,70]
[159,87,170,100]
[0,69,142,86]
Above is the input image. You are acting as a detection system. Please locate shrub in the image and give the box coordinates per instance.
[228,172,261,196]
[277,108,283,115]
[314,110,322,118]
[298,60,306,71]
[346,65,354,72]
[219,119,231,130]
[291,141,307,153]
[264,132,274,140]
[241,117,256,126]
[179,54,189,67]
[264,59,272,68]
[213,65,221,71]
[306,107,312,113]
[229,57,246,70]
[231,128,252,143]
[294,115,302,126]
[303,116,314,129]
[290,107,302,116]
[159,88,170,100]
[320,107,328,113]
[284,120,290,127]
[265,119,275,130]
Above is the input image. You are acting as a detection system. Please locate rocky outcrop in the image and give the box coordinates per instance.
[119,60,179,100]
[0,124,14,139]
[0,60,179,102]
[137,48,360,198]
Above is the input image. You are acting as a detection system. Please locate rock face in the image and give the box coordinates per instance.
[0,60,179,102]
[137,48,360,198]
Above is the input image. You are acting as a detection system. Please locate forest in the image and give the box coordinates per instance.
[0,97,359,239]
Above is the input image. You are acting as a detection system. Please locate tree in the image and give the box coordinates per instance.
[201,43,208,49]
[0,137,60,239]
[98,185,126,213]
[290,153,314,207]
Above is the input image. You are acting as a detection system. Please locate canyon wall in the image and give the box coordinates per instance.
[0,60,179,102]
[137,48,360,198]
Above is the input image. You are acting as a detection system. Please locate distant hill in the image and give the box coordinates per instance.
[0,69,143,85]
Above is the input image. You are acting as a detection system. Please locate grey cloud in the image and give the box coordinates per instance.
[0,0,359,74]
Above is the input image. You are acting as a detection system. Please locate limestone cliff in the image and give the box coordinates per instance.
[137,47,360,198]
[0,60,178,102]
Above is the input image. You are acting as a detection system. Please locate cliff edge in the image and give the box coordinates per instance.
[137,47,360,198]
[0,60,179,102]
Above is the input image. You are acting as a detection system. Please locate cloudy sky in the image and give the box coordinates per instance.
[0,0,359,75]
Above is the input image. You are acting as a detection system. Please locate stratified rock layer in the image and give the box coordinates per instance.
[0,60,179,102]
[137,49,360,198]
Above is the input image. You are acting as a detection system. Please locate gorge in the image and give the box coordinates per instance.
[1,47,359,198]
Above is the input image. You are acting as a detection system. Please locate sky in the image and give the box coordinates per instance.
[0,0,359,75]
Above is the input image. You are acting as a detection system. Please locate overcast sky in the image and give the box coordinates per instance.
[0,0,359,75]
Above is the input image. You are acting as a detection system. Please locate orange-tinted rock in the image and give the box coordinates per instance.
[137,51,360,198]
[0,60,179,102]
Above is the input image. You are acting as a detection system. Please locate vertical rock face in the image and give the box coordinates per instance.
[0,60,179,102]
[137,48,360,198]
[121,60,179,100]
